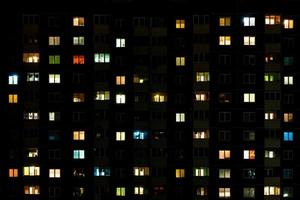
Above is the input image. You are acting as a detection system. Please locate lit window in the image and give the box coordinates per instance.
[176,19,185,29]
[284,131,293,141]
[265,150,275,158]
[152,93,167,102]
[24,186,40,195]
[116,187,126,196]
[73,36,85,45]
[48,36,60,46]
[219,17,231,26]
[196,187,207,196]
[8,74,18,85]
[23,53,40,63]
[284,76,293,85]
[49,112,60,121]
[194,167,209,177]
[116,38,126,48]
[176,56,185,66]
[133,130,148,140]
[244,36,256,46]
[116,76,126,85]
[134,186,144,195]
[73,131,85,140]
[23,166,40,176]
[195,91,209,102]
[9,168,18,177]
[49,169,61,178]
[73,150,85,159]
[265,15,281,25]
[265,112,276,120]
[284,19,294,29]
[73,17,85,26]
[193,130,209,139]
[24,112,39,120]
[94,53,110,63]
[264,73,280,82]
[73,93,85,103]
[243,17,255,26]
[27,72,39,82]
[196,72,210,82]
[49,74,61,83]
[284,113,293,122]
[219,150,231,160]
[26,148,38,157]
[133,167,149,176]
[175,169,185,178]
[243,93,255,103]
[243,150,255,160]
[264,186,280,196]
[8,94,18,103]
[73,55,85,64]
[176,113,185,122]
[265,55,274,63]
[133,74,146,84]
[49,55,60,64]
[243,187,255,198]
[283,187,293,198]
[219,188,231,198]
[95,91,110,101]
[94,167,110,176]
[219,169,231,178]
[116,94,126,104]
[219,36,231,45]
[116,131,126,141]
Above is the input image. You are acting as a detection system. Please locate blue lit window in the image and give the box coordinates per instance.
[284,132,293,141]
[94,167,111,176]
[73,150,85,159]
[133,131,148,140]
[8,74,18,85]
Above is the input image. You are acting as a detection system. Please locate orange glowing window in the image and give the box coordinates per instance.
[73,55,85,64]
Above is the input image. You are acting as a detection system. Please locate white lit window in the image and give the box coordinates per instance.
[284,19,294,29]
[265,112,276,120]
[176,113,185,122]
[49,169,61,178]
[116,38,126,48]
[219,188,231,198]
[243,17,255,26]
[48,36,60,46]
[194,167,209,177]
[134,186,144,195]
[265,150,275,158]
[116,131,126,141]
[49,112,60,121]
[265,15,281,25]
[9,74,18,85]
[24,112,39,120]
[94,53,110,63]
[244,93,255,103]
[49,74,61,84]
[244,36,256,46]
[133,167,149,176]
[193,130,209,139]
[243,150,255,160]
[27,72,39,82]
[73,36,85,45]
[195,92,209,102]
[264,186,280,196]
[116,94,126,104]
[284,76,293,85]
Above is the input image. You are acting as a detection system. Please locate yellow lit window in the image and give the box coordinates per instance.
[243,36,256,46]
[219,150,230,159]
[116,76,126,85]
[176,57,185,66]
[134,186,144,195]
[73,93,85,103]
[243,93,255,103]
[243,150,255,160]
[219,188,231,198]
[133,167,150,176]
[284,113,293,122]
[95,91,110,101]
[219,36,231,45]
[175,169,185,178]
[73,130,85,140]
[219,17,231,26]
[23,166,40,176]
[176,19,185,29]
[48,36,60,46]
[23,53,40,63]
[73,55,85,64]
[196,72,210,82]
[27,148,39,157]
[133,74,145,84]
[195,92,209,102]
[116,131,125,141]
[116,187,126,196]
[265,15,281,25]
[176,113,185,122]
[49,169,61,178]
[49,74,60,83]
[24,186,40,195]
[9,168,18,177]
[8,94,18,103]
[284,19,294,29]
[219,169,231,178]
[264,186,280,196]
[193,130,209,139]
[152,93,167,102]
[73,17,85,26]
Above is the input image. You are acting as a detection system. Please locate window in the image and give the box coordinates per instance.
[265,15,281,25]
[152,93,167,102]
[94,167,110,176]
[284,131,293,141]
[219,17,231,26]
[24,186,40,195]
[244,93,255,103]
[23,53,40,63]
[24,112,39,120]
[243,17,255,26]
[116,94,126,104]
[134,186,144,195]
[243,130,256,141]
[8,94,18,103]
[73,131,85,140]
[176,19,185,29]
[284,76,293,85]
[219,150,230,159]
[49,112,60,121]
[49,74,60,83]
[219,169,231,178]
[116,187,125,196]
[116,38,126,48]
[116,131,125,141]
[284,19,294,29]
[49,169,61,178]
[244,150,255,160]
[284,113,293,122]
[196,72,210,82]
[219,188,231,198]
[194,167,209,177]
[193,130,209,139]
[219,93,232,103]
[73,17,84,26]
[219,36,231,45]
[133,74,146,84]
[265,150,275,158]
[48,36,60,45]
[284,57,294,66]
[264,73,280,82]
[49,55,60,64]
[196,187,207,196]
[244,168,256,179]
[73,93,85,102]
[27,72,39,82]
[244,36,255,45]
[133,167,150,176]
[95,91,110,101]
[73,36,85,45]
[283,187,294,198]
[94,53,110,63]
[26,148,38,157]
[23,166,40,176]
[9,168,18,177]
[8,74,18,85]
[176,113,185,122]
[133,131,148,140]
[219,112,231,122]
[265,112,276,120]
[73,55,85,64]
[176,57,185,66]
[175,169,185,178]
[73,150,85,159]
[195,92,209,102]
[244,188,255,198]
[116,76,126,85]
[264,186,280,196]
